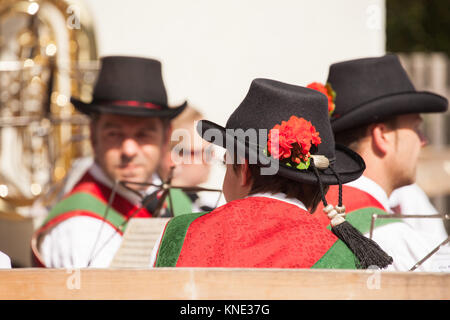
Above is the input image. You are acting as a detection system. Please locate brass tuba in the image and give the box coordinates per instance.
[0,0,98,220]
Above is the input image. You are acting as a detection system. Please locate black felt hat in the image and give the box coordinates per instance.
[197,78,365,185]
[71,56,186,118]
[327,54,448,133]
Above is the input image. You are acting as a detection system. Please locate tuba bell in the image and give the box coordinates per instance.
[0,0,98,264]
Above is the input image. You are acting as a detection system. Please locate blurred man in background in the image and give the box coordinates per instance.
[162,105,217,212]
[31,56,188,268]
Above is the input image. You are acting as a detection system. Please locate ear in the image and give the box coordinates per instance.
[370,123,393,156]
[239,160,253,187]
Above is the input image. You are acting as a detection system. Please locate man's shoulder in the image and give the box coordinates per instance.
[166,196,314,234]
[206,196,309,216]
[37,214,122,268]
[68,170,108,199]
[38,189,126,237]
[164,211,210,232]
[42,168,128,229]
[346,207,403,235]
[323,184,386,212]
[42,215,115,235]
[48,191,111,220]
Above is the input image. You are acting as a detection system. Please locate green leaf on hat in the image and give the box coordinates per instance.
[296,158,310,170]
[326,82,336,100]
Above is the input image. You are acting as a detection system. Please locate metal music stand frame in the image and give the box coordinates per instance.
[368,213,450,271]
[86,167,223,266]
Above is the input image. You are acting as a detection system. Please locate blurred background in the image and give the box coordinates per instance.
[0,0,448,267]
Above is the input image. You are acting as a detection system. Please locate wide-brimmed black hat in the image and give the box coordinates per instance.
[327,54,448,133]
[197,78,365,185]
[71,56,186,118]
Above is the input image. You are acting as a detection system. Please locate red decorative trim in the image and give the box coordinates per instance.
[69,172,152,219]
[99,100,162,110]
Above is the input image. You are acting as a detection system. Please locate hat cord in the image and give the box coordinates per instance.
[310,160,328,208]
[310,161,393,269]
[329,165,343,208]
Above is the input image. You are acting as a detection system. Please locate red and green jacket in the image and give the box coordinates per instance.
[314,185,388,227]
[31,171,192,266]
[154,196,396,269]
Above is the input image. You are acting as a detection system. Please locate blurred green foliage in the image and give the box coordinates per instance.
[386,0,450,55]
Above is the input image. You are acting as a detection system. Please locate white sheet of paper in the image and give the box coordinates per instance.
[109,218,169,268]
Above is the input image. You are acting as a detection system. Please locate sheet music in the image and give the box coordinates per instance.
[110,218,169,268]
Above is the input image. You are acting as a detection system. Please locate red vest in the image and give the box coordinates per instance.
[155,197,358,269]
[31,172,152,267]
[314,185,386,227]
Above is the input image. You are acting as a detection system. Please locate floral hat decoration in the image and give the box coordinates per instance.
[307,82,336,117]
[266,116,322,170]
[196,79,392,269]
[196,78,365,185]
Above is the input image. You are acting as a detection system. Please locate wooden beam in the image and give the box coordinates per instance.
[0,268,448,300]
[416,147,450,197]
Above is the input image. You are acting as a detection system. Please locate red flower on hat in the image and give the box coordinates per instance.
[307,82,336,116]
[267,116,321,169]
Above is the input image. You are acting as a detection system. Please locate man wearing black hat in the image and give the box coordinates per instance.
[32,56,191,268]
[314,54,450,271]
[150,78,393,269]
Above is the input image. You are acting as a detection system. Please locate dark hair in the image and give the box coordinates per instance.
[232,162,328,212]
[335,116,398,151]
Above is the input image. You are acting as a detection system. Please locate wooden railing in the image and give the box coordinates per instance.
[0,268,449,300]
[417,147,450,197]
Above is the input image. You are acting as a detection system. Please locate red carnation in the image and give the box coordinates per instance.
[267,116,321,169]
[307,82,336,116]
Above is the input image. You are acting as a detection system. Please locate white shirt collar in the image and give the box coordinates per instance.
[245,192,308,211]
[89,162,162,206]
[346,175,391,212]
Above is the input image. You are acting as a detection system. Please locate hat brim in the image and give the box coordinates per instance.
[331,91,448,133]
[197,120,365,185]
[71,98,187,119]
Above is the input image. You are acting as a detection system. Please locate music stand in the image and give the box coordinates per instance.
[368,213,450,271]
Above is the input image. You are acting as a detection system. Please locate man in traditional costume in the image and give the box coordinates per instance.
[151,78,393,269]
[312,55,450,271]
[32,56,192,268]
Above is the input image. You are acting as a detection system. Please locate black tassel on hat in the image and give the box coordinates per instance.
[311,161,393,269]
[330,220,393,269]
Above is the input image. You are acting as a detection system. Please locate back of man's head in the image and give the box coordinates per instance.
[231,161,326,212]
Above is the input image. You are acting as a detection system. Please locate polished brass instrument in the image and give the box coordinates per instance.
[0,0,98,219]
